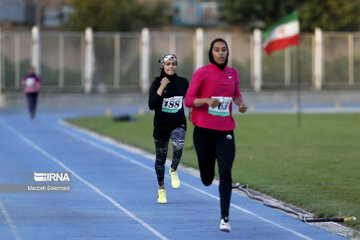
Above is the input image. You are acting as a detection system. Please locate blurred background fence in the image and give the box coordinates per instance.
[1,28,360,94]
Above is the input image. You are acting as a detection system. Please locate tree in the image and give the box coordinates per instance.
[222,0,301,30]
[300,0,360,31]
[222,0,360,32]
[67,0,169,31]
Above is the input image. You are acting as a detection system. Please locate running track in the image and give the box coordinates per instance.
[0,106,348,240]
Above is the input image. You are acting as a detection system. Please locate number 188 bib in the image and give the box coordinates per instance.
[162,96,183,113]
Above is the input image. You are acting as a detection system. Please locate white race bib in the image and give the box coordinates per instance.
[25,78,35,87]
[208,96,232,117]
[162,96,183,113]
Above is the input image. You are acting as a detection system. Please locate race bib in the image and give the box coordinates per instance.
[25,78,35,87]
[162,96,183,113]
[208,96,232,117]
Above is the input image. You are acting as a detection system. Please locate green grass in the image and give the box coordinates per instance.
[66,113,360,230]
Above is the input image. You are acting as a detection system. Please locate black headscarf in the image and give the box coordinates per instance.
[208,38,229,71]
[159,68,177,81]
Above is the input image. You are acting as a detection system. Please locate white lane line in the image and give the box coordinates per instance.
[59,120,156,162]
[230,203,314,240]
[56,122,153,171]
[0,120,168,240]
[56,120,314,240]
[180,182,313,240]
[0,201,22,240]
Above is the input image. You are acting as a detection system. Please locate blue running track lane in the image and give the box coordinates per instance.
[0,107,348,240]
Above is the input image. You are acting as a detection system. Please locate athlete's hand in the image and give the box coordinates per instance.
[160,77,170,88]
[157,77,170,96]
[207,98,221,108]
[239,103,247,113]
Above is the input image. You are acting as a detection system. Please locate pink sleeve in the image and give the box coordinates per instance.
[232,70,242,100]
[185,69,202,108]
[36,77,42,89]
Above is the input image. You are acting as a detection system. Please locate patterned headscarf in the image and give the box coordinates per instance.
[158,53,177,65]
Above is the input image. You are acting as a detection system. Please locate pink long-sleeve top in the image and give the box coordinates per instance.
[22,74,42,93]
[185,63,242,131]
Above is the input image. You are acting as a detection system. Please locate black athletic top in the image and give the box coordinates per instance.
[148,71,189,132]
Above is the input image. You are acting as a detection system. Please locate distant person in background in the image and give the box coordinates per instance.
[185,38,247,232]
[148,54,189,204]
[22,66,42,119]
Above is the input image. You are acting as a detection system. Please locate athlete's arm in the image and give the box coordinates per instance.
[193,98,220,108]
[148,80,164,110]
[234,97,247,113]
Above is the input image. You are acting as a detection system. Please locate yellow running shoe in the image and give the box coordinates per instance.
[157,189,167,204]
[169,169,180,189]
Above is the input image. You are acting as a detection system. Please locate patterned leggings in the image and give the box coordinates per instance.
[154,127,186,186]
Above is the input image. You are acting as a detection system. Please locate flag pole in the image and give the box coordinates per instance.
[296,38,302,127]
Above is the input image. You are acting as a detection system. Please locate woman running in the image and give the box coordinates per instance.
[148,54,189,204]
[185,38,247,232]
[22,66,42,119]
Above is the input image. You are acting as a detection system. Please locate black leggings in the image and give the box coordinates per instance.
[154,127,186,186]
[26,92,38,115]
[193,126,235,218]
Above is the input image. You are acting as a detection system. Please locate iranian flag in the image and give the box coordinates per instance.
[263,10,299,55]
